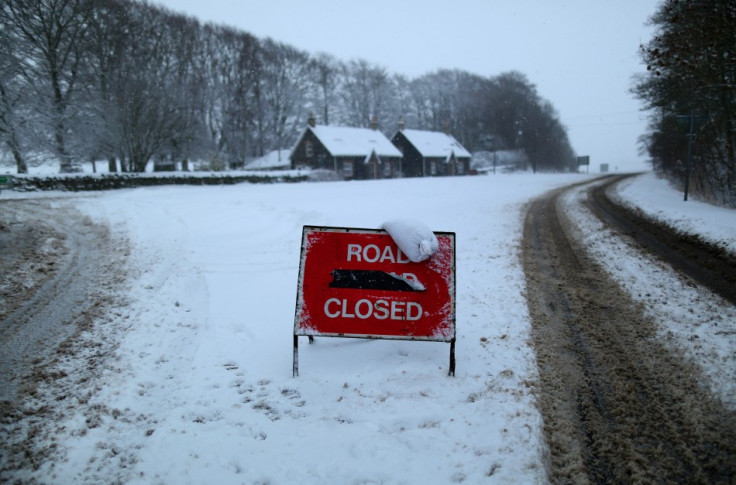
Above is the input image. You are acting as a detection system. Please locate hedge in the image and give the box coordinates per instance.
[6,172,308,192]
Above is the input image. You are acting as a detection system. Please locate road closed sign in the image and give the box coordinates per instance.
[293,225,456,376]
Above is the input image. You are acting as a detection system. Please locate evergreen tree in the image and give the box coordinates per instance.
[636,0,736,205]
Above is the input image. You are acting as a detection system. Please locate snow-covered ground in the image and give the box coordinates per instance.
[564,174,736,408]
[5,171,735,484]
[615,172,736,254]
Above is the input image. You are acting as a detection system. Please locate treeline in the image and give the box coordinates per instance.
[0,0,576,174]
[635,0,735,206]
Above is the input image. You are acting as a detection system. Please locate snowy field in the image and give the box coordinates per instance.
[4,171,735,484]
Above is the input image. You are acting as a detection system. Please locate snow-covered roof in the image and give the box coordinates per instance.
[244,150,291,170]
[305,125,402,158]
[471,149,529,170]
[396,129,471,159]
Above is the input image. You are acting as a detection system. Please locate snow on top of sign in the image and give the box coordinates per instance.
[398,129,472,159]
[382,219,439,263]
[309,125,402,158]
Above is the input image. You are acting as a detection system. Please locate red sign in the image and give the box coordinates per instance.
[293,226,455,341]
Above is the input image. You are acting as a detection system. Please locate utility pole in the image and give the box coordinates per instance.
[683,114,694,202]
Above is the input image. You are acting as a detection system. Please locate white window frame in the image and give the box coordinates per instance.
[383,161,392,177]
[342,160,353,177]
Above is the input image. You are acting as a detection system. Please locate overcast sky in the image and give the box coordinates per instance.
[153,0,661,172]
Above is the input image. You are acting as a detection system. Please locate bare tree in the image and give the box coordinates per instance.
[339,59,395,129]
[158,13,208,171]
[253,39,311,157]
[309,53,341,125]
[3,0,94,172]
[2,0,577,177]
[387,74,415,131]
[0,12,28,173]
[0,82,27,173]
[82,0,132,172]
[200,25,261,167]
[107,4,195,172]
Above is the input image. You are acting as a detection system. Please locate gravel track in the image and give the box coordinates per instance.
[523,177,736,484]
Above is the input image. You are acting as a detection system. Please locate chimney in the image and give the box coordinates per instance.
[308,112,316,127]
[398,115,405,131]
[442,120,450,134]
[370,115,378,131]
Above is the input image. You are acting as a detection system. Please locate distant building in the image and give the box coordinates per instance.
[471,149,530,173]
[244,149,291,171]
[390,120,471,177]
[290,114,402,180]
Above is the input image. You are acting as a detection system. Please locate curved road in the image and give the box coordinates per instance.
[588,174,736,305]
[523,175,736,483]
[0,198,128,403]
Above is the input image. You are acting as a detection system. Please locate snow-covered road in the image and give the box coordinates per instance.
[1,171,734,484]
[524,176,736,482]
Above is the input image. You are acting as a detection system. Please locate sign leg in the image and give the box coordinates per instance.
[293,335,299,377]
[448,338,456,376]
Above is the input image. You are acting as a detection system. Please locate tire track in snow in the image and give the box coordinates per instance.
[522,178,736,483]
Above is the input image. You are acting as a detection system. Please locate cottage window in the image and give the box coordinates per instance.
[383,161,392,177]
[429,161,437,175]
[457,161,464,174]
[342,161,353,177]
[305,140,313,158]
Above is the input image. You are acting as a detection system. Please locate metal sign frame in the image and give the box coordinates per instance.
[292,225,456,377]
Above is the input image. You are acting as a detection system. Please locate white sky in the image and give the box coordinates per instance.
[153,0,661,172]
